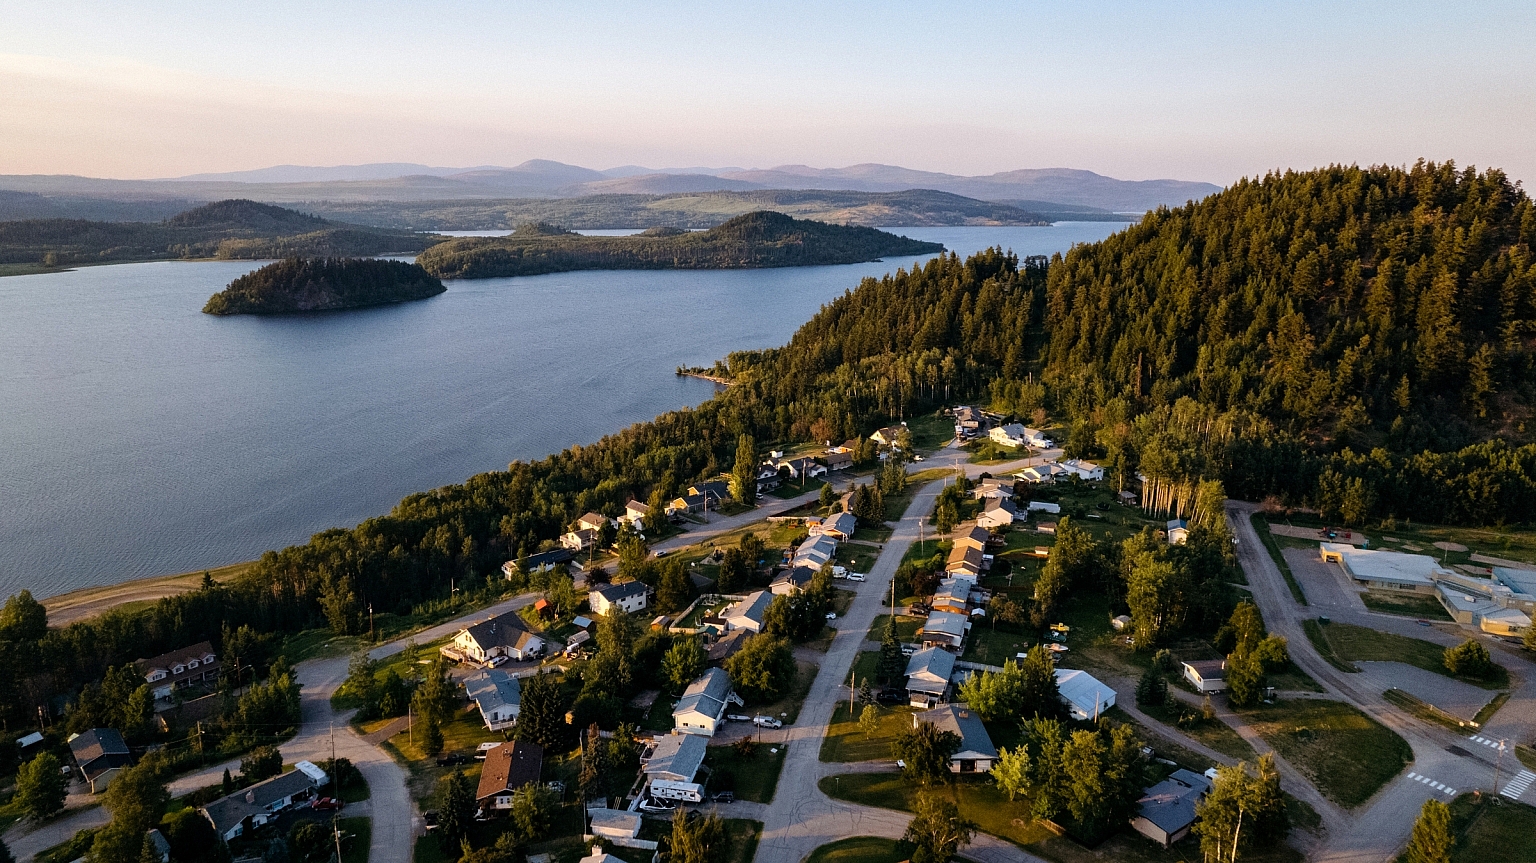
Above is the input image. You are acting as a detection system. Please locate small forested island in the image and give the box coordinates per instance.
[202,257,446,315]
[414,210,945,279]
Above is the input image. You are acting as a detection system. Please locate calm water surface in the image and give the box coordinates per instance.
[0,223,1121,598]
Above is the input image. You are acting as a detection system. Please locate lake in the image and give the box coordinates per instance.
[0,223,1122,599]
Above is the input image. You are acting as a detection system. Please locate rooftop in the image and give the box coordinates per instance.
[202,769,319,835]
[594,580,649,602]
[464,668,521,711]
[476,741,544,800]
[1135,770,1211,835]
[644,733,708,782]
[69,728,129,765]
[920,611,968,639]
[1321,543,1452,587]
[916,704,997,758]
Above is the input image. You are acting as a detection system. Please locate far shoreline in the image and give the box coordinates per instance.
[41,559,254,627]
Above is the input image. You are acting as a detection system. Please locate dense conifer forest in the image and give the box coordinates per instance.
[414,211,945,278]
[0,199,437,266]
[4,161,1533,729]
[202,257,445,315]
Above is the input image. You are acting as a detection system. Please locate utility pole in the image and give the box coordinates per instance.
[408,704,413,747]
[369,603,375,643]
[1495,739,1507,796]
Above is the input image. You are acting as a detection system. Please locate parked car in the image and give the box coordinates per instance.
[436,753,470,766]
[423,811,439,831]
[310,797,342,812]
[713,791,735,803]
[486,655,509,668]
[825,612,838,620]
[912,454,925,461]
[639,798,676,813]
[1046,643,1069,653]
[908,604,931,616]
[876,689,905,705]
[726,714,752,722]
[900,644,917,656]
[753,716,783,729]
[847,573,866,582]
[1417,619,1431,626]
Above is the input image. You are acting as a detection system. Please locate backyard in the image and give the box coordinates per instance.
[706,742,788,803]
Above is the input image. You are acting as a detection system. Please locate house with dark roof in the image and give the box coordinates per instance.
[689,481,731,504]
[770,566,817,596]
[1131,769,1212,847]
[780,456,825,480]
[504,548,581,578]
[1182,660,1226,693]
[561,527,601,551]
[590,580,650,616]
[135,642,220,700]
[821,450,853,471]
[476,741,544,811]
[724,591,773,633]
[976,497,1018,529]
[819,511,858,541]
[672,667,743,737]
[946,543,986,578]
[464,668,521,731]
[667,492,709,516]
[706,629,750,663]
[915,705,997,773]
[69,728,132,793]
[201,766,324,841]
[452,611,546,663]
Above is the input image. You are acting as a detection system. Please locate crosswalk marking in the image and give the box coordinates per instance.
[1406,773,1456,796]
[1468,734,1502,749]
[1503,769,1536,800]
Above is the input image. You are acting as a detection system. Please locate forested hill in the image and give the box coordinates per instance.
[414,211,945,279]
[0,199,438,267]
[1042,163,1536,449]
[203,257,446,315]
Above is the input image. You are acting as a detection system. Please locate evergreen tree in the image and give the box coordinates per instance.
[1018,645,1063,720]
[420,714,444,757]
[515,672,568,749]
[819,482,835,510]
[857,678,875,708]
[1404,798,1453,863]
[933,500,957,536]
[877,620,906,684]
[437,769,476,855]
[730,434,757,507]
[1135,668,1167,707]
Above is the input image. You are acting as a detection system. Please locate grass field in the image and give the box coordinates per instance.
[1359,591,1454,620]
[866,614,922,643]
[1138,700,1258,762]
[807,836,911,863]
[960,624,1035,665]
[1307,620,1508,689]
[906,412,955,451]
[1241,698,1411,808]
[707,743,788,803]
[834,543,879,573]
[1274,512,1536,568]
[818,772,1058,848]
[819,702,915,762]
[1449,795,1536,862]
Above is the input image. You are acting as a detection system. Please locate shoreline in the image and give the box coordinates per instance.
[41,560,253,627]
[676,369,733,385]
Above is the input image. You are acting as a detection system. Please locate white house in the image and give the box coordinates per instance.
[904,647,956,708]
[914,705,997,773]
[724,591,774,633]
[1182,660,1226,693]
[918,611,970,651]
[989,423,1028,448]
[577,512,613,533]
[1027,500,1061,515]
[561,528,601,551]
[464,668,521,731]
[590,580,650,616]
[587,809,642,842]
[644,733,708,785]
[970,478,1013,500]
[136,642,220,701]
[452,612,546,663]
[976,498,1018,529]
[1022,427,1053,448]
[1166,519,1190,545]
[770,566,816,596]
[792,534,839,569]
[1018,464,1070,483]
[870,424,907,447]
[820,511,858,540]
[201,764,326,841]
[1058,459,1104,481]
[672,668,743,737]
[1054,668,1116,720]
[623,500,650,530]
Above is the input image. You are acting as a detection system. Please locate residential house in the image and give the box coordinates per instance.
[453,611,546,663]
[930,578,971,615]
[1111,614,1132,632]
[970,478,1013,500]
[587,809,643,842]
[952,523,992,554]
[945,543,985,579]
[136,642,220,701]
[870,424,906,448]
[976,498,1018,529]
[706,629,750,663]
[464,669,521,731]
[69,728,132,793]
[201,763,326,841]
[1022,427,1053,448]
[579,848,625,863]
[561,528,601,551]
[475,741,544,811]
[672,667,743,737]
[689,481,731,506]
[951,406,984,438]
[1182,660,1226,693]
[1131,770,1212,848]
[1018,464,1070,484]
[917,611,969,651]
[792,534,838,570]
[756,463,783,493]
[590,580,650,616]
[821,450,853,472]
[1036,521,1057,535]
[145,829,171,863]
[623,500,651,530]
[989,423,1028,448]
[643,733,708,783]
[1026,500,1062,514]
[1166,519,1190,545]
[667,493,709,517]
[1055,668,1116,720]
[577,512,612,534]
[781,456,825,480]
[904,647,956,708]
[724,591,773,633]
[820,511,858,541]
[1058,459,1104,481]
[914,705,997,773]
[770,566,817,596]
[505,548,580,579]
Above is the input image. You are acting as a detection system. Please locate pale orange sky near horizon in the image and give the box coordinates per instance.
[2,1,1533,185]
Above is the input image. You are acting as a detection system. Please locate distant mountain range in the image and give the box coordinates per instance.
[0,160,1222,217]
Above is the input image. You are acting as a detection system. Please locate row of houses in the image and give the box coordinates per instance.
[1013,458,1103,483]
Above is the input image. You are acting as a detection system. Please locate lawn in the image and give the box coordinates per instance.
[820,702,916,762]
[723,819,763,863]
[960,624,1035,665]
[1307,620,1508,689]
[866,614,922,643]
[1273,511,1536,568]
[707,743,788,803]
[834,543,878,573]
[906,412,955,451]
[846,650,881,687]
[339,816,371,863]
[853,525,894,543]
[807,836,911,863]
[1138,700,1257,762]
[1449,795,1536,862]
[818,772,1058,848]
[1251,515,1309,605]
[746,660,818,725]
[768,476,827,500]
[1240,698,1411,808]
[1359,590,1453,621]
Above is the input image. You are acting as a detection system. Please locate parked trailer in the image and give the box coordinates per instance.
[649,779,704,803]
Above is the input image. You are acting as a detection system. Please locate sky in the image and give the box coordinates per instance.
[1,1,1533,185]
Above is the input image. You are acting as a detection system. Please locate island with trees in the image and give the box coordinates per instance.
[202,257,446,315]
[0,199,438,270]
[414,211,946,279]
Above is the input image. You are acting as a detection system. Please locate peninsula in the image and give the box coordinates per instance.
[202,257,446,315]
[414,210,946,279]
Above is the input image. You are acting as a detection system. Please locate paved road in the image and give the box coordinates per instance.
[753,467,1051,863]
[1227,501,1529,862]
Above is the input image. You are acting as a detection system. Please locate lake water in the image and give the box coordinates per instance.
[0,223,1121,599]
